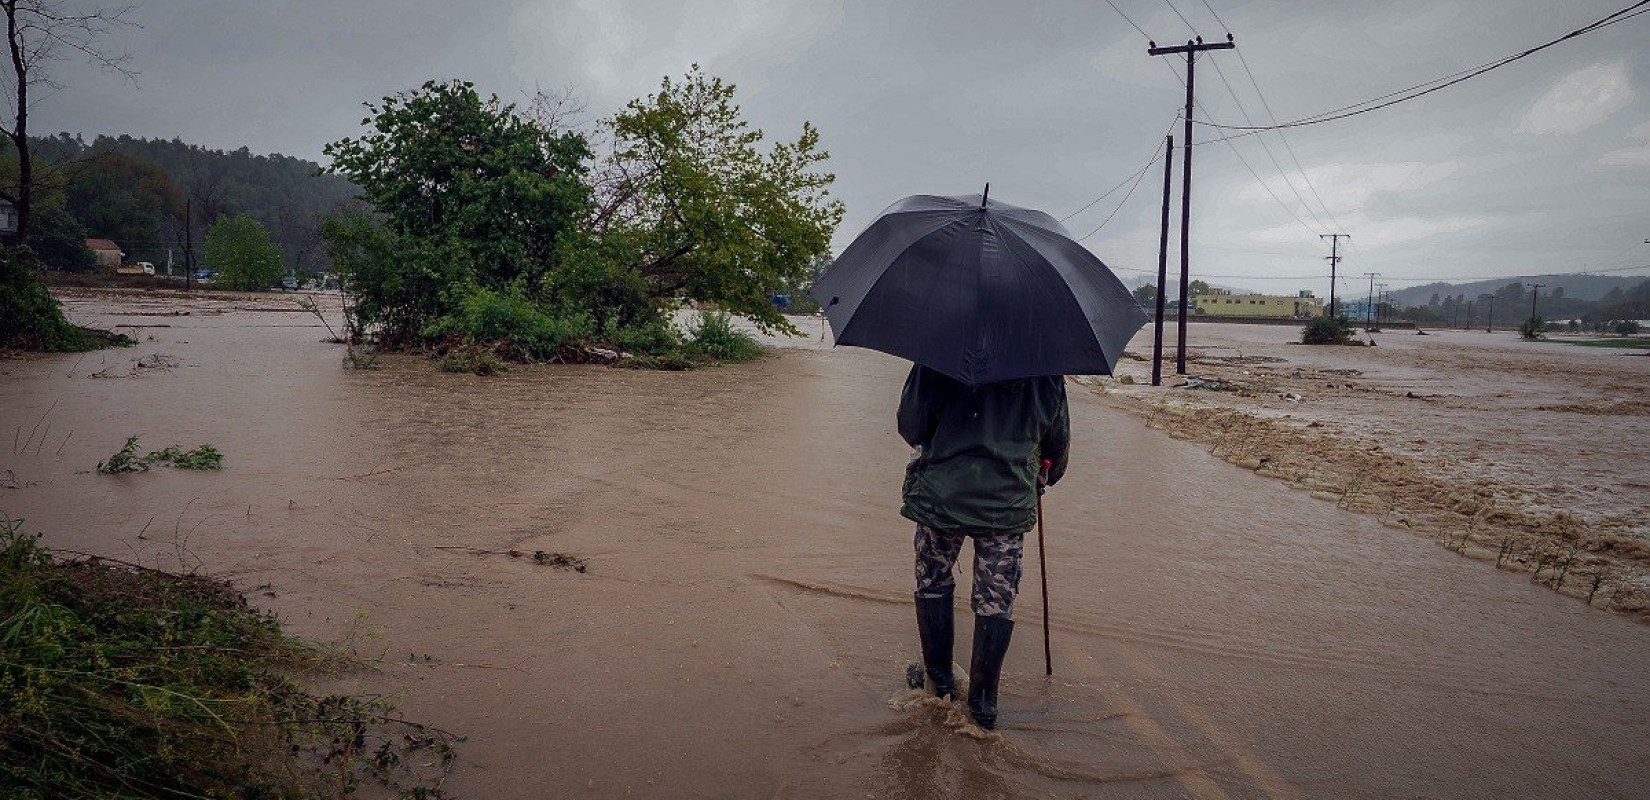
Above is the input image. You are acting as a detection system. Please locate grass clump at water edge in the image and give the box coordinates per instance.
[0,514,459,798]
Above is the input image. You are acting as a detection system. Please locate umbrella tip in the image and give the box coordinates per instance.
[981,182,990,209]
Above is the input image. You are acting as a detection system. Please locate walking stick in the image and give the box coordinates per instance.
[1037,458,1053,676]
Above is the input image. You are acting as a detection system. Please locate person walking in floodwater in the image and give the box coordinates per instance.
[899,363,1069,730]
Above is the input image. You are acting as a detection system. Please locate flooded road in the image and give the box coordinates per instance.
[4,291,1648,798]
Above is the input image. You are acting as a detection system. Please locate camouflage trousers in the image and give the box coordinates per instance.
[913,525,1025,619]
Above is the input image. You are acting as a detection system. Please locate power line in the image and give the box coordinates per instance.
[1061,117,1177,222]
[1103,0,1152,40]
[1193,1,1650,134]
[1196,0,1231,32]
[1076,145,1167,241]
[1168,0,1331,234]
[1160,0,1201,34]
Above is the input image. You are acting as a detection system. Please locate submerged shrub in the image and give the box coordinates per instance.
[685,311,762,362]
[1,246,133,352]
[1301,315,1356,345]
[424,285,594,362]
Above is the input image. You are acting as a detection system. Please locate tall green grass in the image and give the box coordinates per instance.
[0,516,456,798]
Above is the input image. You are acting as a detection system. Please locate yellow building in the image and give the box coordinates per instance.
[1195,291,1323,319]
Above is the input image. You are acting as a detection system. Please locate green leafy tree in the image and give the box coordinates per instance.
[1518,315,1545,340]
[325,80,589,287]
[30,195,95,271]
[1132,284,1158,306]
[322,80,590,344]
[585,65,843,333]
[204,213,282,291]
[64,151,184,263]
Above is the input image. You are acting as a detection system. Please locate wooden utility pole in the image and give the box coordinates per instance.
[1362,272,1379,330]
[183,198,194,291]
[1149,34,1234,375]
[1152,134,1174,387]
[1320,234,1348,317]
[1482,293,1496,333]
[1529,283,1545,319]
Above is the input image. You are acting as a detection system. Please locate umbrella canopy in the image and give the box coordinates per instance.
[811,192,1148,386]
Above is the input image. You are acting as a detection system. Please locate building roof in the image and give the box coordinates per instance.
[85,238,123,252]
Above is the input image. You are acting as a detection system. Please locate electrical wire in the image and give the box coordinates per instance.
[1061,115,1180,222]
[1160,0,1201,35]
[1192,1,1650,133]
[1103,0,1152,40]
[1075,146,1166,241]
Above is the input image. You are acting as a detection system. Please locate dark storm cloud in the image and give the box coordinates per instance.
[35,0,1650,294]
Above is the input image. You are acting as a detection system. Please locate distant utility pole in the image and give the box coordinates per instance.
[1377,283,1389,326]
[1481,293,1496,333]
[1149,33,1235,375]
[1362,272,1379,330]
[1320,234,1348,317]
[1152,134,1175,387]
[183,198,194,292]
[1529,283,1545,319]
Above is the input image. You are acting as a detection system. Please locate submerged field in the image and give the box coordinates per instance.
[3,290,1649,799]
[1095,322,1650,618]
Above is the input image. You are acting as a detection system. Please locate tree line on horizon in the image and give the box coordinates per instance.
[5,133,359,276]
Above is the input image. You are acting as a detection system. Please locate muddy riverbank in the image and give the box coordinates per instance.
[1094,323,1650,620]
[4,291,1649,798]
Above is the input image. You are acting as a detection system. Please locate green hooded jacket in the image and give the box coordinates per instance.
[897,365,1070,534]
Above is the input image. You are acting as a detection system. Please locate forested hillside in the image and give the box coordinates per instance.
[12,134,359,273]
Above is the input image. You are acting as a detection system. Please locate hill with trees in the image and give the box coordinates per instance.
[11,133,358,274]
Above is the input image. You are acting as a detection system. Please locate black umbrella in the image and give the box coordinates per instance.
[811,189,1147,386]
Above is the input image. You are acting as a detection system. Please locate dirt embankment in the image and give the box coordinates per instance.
[1091,327,1650,621]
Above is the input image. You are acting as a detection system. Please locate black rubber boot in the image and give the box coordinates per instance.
[915,592,956,699]
[967,615,1014,730]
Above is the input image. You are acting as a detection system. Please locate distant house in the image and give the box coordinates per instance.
[1195,290,1324,320]
[86,238,124,269]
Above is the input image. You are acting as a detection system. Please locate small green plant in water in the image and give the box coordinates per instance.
[97,436,225,473]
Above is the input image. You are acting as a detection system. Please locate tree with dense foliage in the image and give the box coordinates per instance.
[204,213,283,291]
[322,79,591,346]
[63,151,185,263]
[30,195,94,271]
[583,66,843,333]
[1132,284,1157,306]
[30,133,361,274]
[323,68,841,366]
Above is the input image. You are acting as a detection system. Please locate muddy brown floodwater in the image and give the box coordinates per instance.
[4,290,1650,799]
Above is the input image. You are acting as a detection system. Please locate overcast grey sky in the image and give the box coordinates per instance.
[36,0,1650,297]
